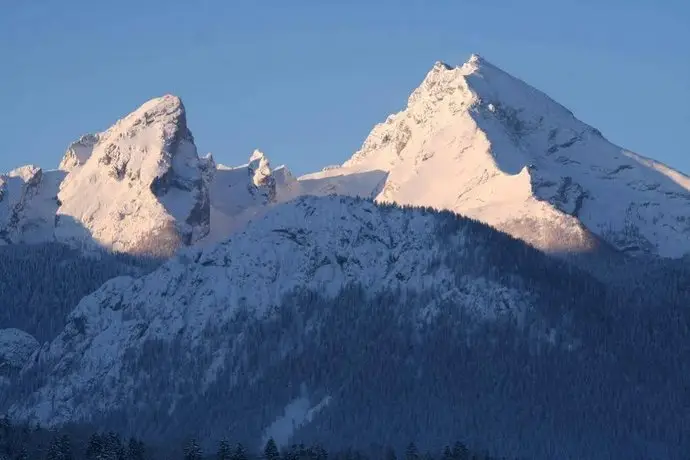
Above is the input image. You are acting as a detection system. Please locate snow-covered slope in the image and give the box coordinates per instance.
[0,166,65,244]
[0,329,38,372]
[55,95,211,255]
[0,329,38,387]
[206,150,301,242]
[6,196,552,431]
[0,96,212,256]
[300,55,690,257]
[4,197,688,458]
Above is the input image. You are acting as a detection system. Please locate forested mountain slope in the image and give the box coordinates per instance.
[3,197,688,459]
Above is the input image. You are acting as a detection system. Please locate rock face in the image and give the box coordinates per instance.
[0,95,212,256]
[300,55,690,257]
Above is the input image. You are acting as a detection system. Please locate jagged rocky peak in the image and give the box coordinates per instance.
[0,164,62,244]
[59,134,99,171]
[54,94,211,255]
[248,149,274,188]
[90,94,195,186]
[323,53,690,258]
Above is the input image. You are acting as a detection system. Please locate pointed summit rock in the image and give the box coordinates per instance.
[302,54,690,257]
[1,95,211,256]
[54,94,211,255]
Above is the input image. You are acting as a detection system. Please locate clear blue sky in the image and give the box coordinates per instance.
[2,1,688,176]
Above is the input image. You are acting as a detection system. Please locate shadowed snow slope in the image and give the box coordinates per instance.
[1,95,211,256]
[5,196,575,443]
[206,150,301,243]
[4,196,688,458]
[300,54,690,257]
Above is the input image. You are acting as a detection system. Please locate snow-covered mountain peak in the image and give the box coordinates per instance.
[306,54,690,257]
[52,94,211,255]
[81,94,194,184]
[121,94,184,126]
[432,60,453,71]
[22,94,211,255]
[467,53,482,63]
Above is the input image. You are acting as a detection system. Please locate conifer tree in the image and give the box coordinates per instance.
[46,437,61,460]
[405,443,418,460]
[45,434,73,460]
[103,432,125,460]
[232,443,247,460]
[442,446,453,460]
[452,442,469,460]
[216,440,231,460]
[127,437,146,460]
[311,444,327,460]
[60,435,74,460]
[85,433,104,460]
[264,438,280,460]
[15,446,29,460]
[184,439,202,460]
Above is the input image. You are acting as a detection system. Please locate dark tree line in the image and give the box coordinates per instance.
[0,417,512,460]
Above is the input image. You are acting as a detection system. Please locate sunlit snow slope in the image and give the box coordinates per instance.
[300,55,690,257]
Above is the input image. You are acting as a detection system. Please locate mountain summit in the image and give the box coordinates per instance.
[301,54,690,257]
[2,55,688,259]
[1,95,211,256]
[55,94,211,255]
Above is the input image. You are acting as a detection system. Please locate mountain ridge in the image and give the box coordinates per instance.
[2,55,690,458]
[2,54,688,259]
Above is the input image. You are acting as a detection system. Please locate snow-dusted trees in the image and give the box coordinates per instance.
[183,439,202,460]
